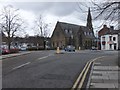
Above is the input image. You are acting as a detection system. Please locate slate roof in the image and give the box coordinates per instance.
[107,30,120,35]
[59,22,80,32]
[58,21,95,39]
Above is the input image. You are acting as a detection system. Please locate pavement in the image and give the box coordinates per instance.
[0,51,32,60]
[87,54,119,89]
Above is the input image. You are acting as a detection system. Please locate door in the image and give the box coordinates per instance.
[114,43,116,50]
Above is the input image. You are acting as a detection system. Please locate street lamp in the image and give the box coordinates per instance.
[96,30,99,50]
[44,40,46,50]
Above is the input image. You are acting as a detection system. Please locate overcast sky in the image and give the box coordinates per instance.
[0,0,117,37]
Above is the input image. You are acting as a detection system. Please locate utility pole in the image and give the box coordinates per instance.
[96,30,99,50]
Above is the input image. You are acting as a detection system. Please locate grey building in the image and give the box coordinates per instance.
[51,8,95,49]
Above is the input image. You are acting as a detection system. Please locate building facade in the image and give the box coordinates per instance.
[98,25,120,50]
[51,21,95,49]
[101,34,118,50]
[51,8,95,50]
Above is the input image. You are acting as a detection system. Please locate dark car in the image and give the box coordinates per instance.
[65,45,75,52]
[91,46,97,50]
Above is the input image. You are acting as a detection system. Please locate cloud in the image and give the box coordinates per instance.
[1,2,90,18]
[48,2,77,16]
[0,2,97,37]
[8,2,78,17]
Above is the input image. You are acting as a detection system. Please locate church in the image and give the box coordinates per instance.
[51,8,95,50]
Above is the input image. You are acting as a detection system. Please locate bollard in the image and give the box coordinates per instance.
[56,47,60,54]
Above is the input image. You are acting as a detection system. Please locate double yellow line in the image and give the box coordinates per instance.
[71,56,106,90]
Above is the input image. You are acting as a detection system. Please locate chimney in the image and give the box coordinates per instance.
[110,26,114,30]
[103,25,107,28]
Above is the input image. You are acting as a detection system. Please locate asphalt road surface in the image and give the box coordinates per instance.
[2,50,118,88]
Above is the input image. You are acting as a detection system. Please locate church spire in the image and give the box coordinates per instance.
[86,7,93,32]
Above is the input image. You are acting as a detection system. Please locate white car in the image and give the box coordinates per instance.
[20,47,27,51]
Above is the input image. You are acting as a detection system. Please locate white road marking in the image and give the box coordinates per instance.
[72,56,107,89]
[37,56,49,60]
[37,54,54,60]
[12,53,54,70]
[12,62,31,70]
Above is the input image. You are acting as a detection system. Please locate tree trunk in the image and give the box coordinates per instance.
[7,37,11,50]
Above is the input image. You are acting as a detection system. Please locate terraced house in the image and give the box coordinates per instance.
[98,25,120,50]
[51,8,95,50]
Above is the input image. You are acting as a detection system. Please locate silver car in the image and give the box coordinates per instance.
[65,45,75,52]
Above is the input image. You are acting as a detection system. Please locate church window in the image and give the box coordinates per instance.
[70,30,72,34]
[65,29,68,33]
[87,32,89,35]
[90,32,93,36]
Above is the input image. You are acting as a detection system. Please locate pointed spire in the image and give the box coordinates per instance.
[86,7,93,32]
[87,8,91,21]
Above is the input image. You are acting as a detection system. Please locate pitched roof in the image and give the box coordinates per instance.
[107,30,120,35]
[58,21,80,32]
[57,21,95,38]
[98,25,120,36]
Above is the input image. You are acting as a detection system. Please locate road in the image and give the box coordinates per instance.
[2,50,118,88]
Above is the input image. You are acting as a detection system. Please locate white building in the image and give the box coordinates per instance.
[101,34,118,50]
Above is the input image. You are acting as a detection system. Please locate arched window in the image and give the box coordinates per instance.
[70,30,72,34]
[65,29,68,33]
[87,32,89,35]
[113,37,116,41]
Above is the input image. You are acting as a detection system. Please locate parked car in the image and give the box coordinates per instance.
[64,45,75,52]
[10,46,19,53]
[1,45,19,54]
[91,46,97,50]
[1,45,10,54]
[20,46,27,51]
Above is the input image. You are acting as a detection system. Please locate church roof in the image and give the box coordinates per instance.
[57,21,95,39]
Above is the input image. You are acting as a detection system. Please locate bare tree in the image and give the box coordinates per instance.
[34,14,49,37]
[91,1,120,28]
[0,5,25,50]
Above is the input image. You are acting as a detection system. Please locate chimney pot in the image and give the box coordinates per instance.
[103,25,107,28]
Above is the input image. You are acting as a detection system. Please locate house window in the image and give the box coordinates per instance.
[84,32,86,35]
[102,37,105,41]
[109,36,112,41]
[113,37,116,41]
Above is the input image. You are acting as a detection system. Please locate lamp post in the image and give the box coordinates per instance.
[96,30,99,50]
[44,40,46,50]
